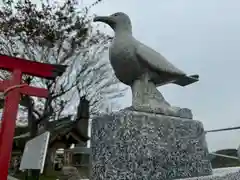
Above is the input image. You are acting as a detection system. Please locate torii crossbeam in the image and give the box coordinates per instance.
[0,54,67,180]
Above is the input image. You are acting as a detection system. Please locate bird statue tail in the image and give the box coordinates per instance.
[173,74,199,87]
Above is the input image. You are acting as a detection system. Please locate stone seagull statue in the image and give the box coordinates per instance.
[94,12,199,118]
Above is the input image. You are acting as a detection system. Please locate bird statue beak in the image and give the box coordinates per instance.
[93,16,115,25]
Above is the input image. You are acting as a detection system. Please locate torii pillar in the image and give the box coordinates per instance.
[0,54,67,180]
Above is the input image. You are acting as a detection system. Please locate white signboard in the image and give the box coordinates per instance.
[19,131,50,173]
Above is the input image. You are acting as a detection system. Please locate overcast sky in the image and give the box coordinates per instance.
[87,0,240,152]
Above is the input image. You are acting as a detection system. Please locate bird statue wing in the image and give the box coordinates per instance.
[135,40,186,76]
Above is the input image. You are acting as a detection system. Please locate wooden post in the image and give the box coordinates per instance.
[0,70,22,179]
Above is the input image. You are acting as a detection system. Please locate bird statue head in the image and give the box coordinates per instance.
[93,12,132,32]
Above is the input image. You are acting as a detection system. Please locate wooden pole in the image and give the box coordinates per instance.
[0,70,22,180]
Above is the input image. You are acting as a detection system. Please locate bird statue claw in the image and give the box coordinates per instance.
[130,74,193,119]
[124,105,192,119]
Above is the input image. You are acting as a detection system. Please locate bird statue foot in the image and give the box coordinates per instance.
[127,104,192,119]
[131,75,193,119]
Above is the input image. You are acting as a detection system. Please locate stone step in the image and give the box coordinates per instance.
[177,167,240,180]
[7,175,19,180]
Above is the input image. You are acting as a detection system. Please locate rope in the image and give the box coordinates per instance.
[3,84,28,96]
[210,152,239,160]
[206,126,240,133]
[206,127,240,161]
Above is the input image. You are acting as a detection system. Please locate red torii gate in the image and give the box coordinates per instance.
[0,54,67,180]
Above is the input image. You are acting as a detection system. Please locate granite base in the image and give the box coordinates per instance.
[91,110,212,180]
[177,167,240,180]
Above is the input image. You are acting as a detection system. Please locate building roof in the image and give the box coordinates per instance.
[13,95,90,151]
[14,116,74,140]
[13,116,89,151]
[67,147,91,154]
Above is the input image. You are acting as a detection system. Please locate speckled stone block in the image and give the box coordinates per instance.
[90,110,212,180]
[177,167,240,180]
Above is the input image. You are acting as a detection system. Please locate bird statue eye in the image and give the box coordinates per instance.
[113,13,122,17]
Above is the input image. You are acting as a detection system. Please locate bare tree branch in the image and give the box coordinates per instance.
[0,0,126,126]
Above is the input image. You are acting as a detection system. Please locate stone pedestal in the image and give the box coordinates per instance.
[59,166,81,180]
[91,110,212,180]
[177,167,240,180]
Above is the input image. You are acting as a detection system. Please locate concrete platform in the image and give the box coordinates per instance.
[177,167,240,180]
[7,175,19,180]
